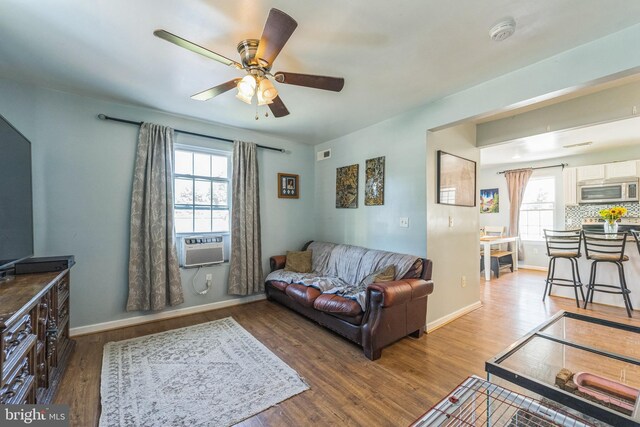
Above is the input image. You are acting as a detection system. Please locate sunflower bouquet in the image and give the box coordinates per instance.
[599,206,628,224]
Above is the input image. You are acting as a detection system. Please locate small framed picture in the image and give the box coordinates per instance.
[278,173,299,199]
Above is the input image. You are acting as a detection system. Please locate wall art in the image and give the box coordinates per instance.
[336,164,359,208]
[480,188,499,213]
[437,150,476,207]
[365,156,385,206]
[277,173,299,199]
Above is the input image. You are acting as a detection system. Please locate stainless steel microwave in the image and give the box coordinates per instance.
[578,178,639,204]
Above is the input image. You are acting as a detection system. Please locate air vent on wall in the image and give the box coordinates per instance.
[316,149,331,161]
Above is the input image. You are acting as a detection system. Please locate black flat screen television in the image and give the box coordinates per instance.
[0,114,33,272]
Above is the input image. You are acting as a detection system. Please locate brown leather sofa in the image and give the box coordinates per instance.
[265,242,434,360]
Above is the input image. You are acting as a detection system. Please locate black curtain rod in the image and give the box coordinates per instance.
[97,114,285,153]
[497,163,567,175]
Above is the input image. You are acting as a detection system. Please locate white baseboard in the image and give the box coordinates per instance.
[69,294,267,337]
[519,265,548,272]
[427,301,482,333]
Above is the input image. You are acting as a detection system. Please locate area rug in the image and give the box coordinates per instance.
[99,317,309,426]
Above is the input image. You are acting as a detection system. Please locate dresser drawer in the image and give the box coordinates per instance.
[57,275,70,309]
[57,299,69,336]
[1,314,35,369]
[0,356,34,404]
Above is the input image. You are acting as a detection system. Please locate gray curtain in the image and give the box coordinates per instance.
[228,140,263,295]
[504,168,533,261]
[127,123,183,311]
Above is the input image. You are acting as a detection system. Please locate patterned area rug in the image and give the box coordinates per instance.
[99,317,309,426]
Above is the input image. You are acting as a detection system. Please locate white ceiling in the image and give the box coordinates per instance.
[480,116,640,166]
[2,1,640,144]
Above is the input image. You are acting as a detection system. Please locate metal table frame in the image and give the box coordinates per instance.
[486,310,640,426]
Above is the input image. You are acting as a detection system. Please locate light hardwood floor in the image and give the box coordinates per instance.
[55,270,640,426]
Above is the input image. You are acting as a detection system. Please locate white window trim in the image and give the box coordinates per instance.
[519,175,556,242]
[173,144,232,237]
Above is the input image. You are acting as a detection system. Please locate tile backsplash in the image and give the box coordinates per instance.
[565,202,640,227]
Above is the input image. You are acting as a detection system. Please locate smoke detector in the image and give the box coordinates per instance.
[490,18,516,42]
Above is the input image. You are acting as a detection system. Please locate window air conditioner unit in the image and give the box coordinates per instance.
[181,236,224,268]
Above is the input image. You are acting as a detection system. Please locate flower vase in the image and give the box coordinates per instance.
[604,221,618,235]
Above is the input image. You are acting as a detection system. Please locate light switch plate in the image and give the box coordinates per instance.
[400,217,409,228]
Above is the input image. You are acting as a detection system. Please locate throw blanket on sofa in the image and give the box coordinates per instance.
[265,242,419,310]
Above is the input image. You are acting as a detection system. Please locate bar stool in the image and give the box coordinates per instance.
[582,231,633,317]
[632,230,640,253]
[543,229,584,307]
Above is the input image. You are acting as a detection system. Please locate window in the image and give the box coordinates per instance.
[173,147,231,234]
[519,176,555,241]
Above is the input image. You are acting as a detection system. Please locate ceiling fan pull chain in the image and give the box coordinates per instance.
[255,103,259,121]
[265,108,269,118]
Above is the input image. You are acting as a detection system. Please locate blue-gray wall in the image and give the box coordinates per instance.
[313,23,640,325]
[0,78,315,328]
[2,22,640,329]
[314,113,427,257]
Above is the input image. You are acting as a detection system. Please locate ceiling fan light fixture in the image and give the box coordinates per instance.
[237,75,257,96]
[258,78,278,105]
[256,89,274,106]
[236,91,254,104]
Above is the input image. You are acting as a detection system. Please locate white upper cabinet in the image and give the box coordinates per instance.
[605,160,638,179]
[576,164,605,182]
[563,167,578,206]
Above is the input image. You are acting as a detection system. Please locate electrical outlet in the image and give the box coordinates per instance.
[399,217,409,228]
[206,274,212,281]
[533,248,539,255]
[449,216,454,228]
[461,275,467,288]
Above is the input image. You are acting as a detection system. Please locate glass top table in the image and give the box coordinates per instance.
[486,311,640,426]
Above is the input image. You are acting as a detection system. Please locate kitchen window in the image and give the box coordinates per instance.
[519,176,555,241]
[173,147,231,234]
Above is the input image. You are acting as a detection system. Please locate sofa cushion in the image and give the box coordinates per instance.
[268,280,289,292]
[313,294,363,317]
[285,283,321,307]
[285,250,313,273]
[361,265,395,286]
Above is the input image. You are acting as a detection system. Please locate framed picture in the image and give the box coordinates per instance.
[336,164,359,208]
[480,188,499,213]
[277,173,299,199]
[437,151,476,207]
[365,156,385,206]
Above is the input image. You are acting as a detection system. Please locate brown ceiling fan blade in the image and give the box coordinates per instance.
[268,96,290,117]
[255,9,298,68]
[154,29,242,69]
[274,72,344,92]
[191,79,241,101]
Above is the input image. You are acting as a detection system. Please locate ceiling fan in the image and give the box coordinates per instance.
[154,8,345,118]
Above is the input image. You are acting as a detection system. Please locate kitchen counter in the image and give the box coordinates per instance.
[550,239,640,312]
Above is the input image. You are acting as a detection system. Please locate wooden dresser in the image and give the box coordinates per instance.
[0,269,74,404]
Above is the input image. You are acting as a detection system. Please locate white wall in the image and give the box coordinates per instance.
[427,125,481,322]
[0,78,316,328]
